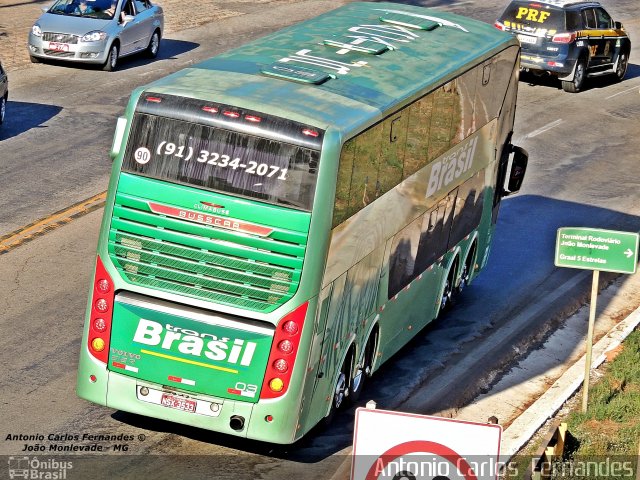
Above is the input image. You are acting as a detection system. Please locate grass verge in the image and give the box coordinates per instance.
[508,327,640,479]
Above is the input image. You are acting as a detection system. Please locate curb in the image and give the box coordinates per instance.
[500,303,640,459]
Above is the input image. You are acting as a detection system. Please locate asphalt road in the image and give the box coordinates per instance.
[0,0,639,479]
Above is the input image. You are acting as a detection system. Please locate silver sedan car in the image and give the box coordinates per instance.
[28,0,163,71]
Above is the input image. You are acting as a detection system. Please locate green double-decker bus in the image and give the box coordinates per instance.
[77,2,528,444]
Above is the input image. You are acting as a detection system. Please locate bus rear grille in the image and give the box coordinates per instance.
[108,197,305,313]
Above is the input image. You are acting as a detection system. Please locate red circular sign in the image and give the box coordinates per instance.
[365,440,479,480]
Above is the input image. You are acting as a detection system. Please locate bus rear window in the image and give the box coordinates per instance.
[122,114,320,211]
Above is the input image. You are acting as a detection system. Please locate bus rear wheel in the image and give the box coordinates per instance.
[333,368,348,410]
[456,245,476,296]
[350,332,376,403]
[323,356,350,426]
[438,265,456,317]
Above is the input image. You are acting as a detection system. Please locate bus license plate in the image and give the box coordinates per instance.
[160,394,196,413]
[49,42,70,52]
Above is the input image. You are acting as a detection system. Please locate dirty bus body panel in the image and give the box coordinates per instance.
[77,2,527,444]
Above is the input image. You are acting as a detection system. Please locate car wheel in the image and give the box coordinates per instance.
[0,96,6,125]
[146,30,161,59]
[614,51,629,82]
[30,55,41,64]
[103,43,119,72]
[562,58,586,93]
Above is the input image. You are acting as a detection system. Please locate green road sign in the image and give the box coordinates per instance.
[555,227,639,274]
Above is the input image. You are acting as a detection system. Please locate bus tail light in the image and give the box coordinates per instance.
[88,256,114,364]
[273,358,289,373]
[260,302,308,399]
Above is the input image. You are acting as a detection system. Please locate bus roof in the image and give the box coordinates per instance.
[143,2,517,136]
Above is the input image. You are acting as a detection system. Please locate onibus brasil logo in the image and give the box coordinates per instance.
[8,457,73,480]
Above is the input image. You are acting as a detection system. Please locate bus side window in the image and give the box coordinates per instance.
[346,246,384,324]
[428,83,455,162]
[451,69,477,145]
[415,192,456,273]
[388,217,421,298]
[378,114,407,195]
[474,63,493,128]
[414,208,439,272]
[449,173,485,248]
[488,49,518,123]
[333,139,357,228]
[404,94,434,178]
[349,124,383,217]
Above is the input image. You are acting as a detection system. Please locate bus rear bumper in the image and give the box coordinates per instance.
[77,360,300,444]
[105,373,255,438]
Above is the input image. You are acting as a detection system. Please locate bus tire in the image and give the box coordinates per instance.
[350,331,376,404]
[323,355,350,426]
[437,262,457,317]
[456,244,476,296]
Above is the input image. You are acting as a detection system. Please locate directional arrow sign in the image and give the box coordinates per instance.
[555,227,639,274]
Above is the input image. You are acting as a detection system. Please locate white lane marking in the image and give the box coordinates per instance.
[525,119,563,138]
[605,83,640,100]
[443,1,474,8]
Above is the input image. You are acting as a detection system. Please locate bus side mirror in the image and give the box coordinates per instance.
[614,21,622,30]
[110,116,128,160]
[502,145,528,197]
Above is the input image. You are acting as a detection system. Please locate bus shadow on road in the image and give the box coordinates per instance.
[0,101,62,141]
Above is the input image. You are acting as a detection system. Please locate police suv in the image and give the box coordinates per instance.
[495,0,631,92]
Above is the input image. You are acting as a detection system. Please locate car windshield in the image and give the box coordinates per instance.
[499,2,566,30]
[48,0,118,19]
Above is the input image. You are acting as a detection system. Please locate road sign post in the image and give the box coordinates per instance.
[555,227,639,412]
